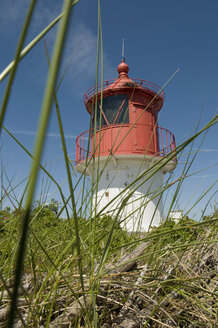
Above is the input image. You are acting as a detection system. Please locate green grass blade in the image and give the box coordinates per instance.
[7,1,74,326]
[43,39,85,293]
[0,0,79,83]
[0,0,37,133]
[2,126,70,219]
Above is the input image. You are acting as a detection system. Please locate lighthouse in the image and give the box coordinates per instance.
[76,59,177,232]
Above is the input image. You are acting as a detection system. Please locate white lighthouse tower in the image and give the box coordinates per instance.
[76,59,177,232]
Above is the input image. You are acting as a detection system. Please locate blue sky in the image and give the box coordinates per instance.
[0,0,217,218]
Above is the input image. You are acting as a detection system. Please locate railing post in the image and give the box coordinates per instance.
[79,136,81,162]
[154,125,157,155]
[161,128,163,156]
[170,133,172,152]
[173,134,176,157]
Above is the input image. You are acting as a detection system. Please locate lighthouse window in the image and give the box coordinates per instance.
[102,94,129,125]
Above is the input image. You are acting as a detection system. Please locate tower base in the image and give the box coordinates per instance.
[76,154,176,232]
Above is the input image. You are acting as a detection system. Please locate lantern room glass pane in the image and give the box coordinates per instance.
[94,104,107,128]
[116,96,129,124]
[103,94,129,124]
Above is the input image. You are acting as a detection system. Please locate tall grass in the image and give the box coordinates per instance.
[0,1,217,327]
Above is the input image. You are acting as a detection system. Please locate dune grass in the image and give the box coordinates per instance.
[0,1,217,327]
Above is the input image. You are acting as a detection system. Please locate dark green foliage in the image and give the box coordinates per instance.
[0,204,135,276]
[150,216,201,247]
[0,207,11,234]
[31,198,61,227]
[87,214,132,250]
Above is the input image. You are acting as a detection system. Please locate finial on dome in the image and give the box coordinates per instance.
[118,39,129,77]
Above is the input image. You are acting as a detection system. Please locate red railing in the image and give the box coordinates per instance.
[76,125,176,165]
[83,78,165,105]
